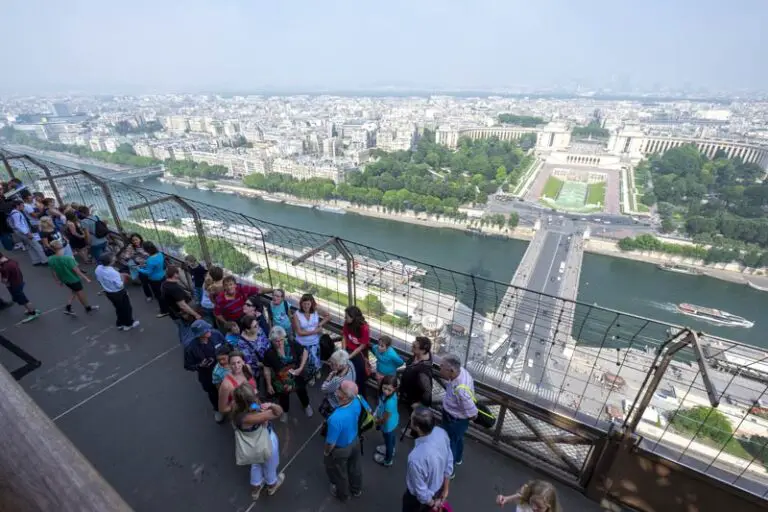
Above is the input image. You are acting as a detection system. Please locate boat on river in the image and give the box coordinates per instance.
[677,303,754,328]
[657,263,701,275]
[315,205,346,215]
[746,281,768,292]
[261,195,283,203]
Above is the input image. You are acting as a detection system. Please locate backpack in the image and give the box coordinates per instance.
[356,396,375,436]
[94,217,109,238]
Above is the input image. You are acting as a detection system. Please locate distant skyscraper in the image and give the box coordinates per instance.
[52,103,71,117]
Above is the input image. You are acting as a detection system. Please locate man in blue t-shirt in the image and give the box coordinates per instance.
[324,380,369,502]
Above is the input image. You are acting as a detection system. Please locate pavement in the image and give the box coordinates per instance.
[0,254,605,512]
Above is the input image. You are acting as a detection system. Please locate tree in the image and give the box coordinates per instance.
[497,114,543,127]
[669,406,734,445]
[660,218,675,233]
[640,192,657,206]
[507,212,519,229]
[360,294,385,317]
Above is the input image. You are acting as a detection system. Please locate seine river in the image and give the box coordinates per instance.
[31,154,768,349]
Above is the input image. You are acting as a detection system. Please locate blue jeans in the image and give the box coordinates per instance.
[194,286,203,304]
[442,412,470,464]
[381,429,396,463]
[90,242,107,262]
[175,318,193,346]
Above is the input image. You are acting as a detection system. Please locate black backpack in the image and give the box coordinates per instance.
[94,217,109,238]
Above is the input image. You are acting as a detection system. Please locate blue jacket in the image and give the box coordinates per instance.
[371,345,404,376]
[138,253,165,281]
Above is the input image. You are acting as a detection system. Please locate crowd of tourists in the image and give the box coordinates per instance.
[0,177,563,511]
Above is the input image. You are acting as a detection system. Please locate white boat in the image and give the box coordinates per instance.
[677,303,753,328]
[197,183,212,191]
[746,281,768,292]
[225,224,268,240]
[219,189,235,195]
[261,195,283,203]
[316,205,347,215]
[658,263,701,275]
[286,200,312,209]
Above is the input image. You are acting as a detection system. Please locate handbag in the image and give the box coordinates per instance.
[234,425,272,465]
[455,384,497,429]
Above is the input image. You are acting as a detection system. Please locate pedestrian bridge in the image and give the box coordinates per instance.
[1,151,767,512]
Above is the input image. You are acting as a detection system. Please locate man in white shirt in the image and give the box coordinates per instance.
[403,407,453,511]
[96,252,139,331]
[7,199,48,266]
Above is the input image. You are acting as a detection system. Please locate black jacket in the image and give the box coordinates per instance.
[184,338,220,381]
[399,355,433,407]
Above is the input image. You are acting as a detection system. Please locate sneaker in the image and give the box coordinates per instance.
[455,459,463,466]
[449,470,456,480]
[214,411,224,423]
[267,473,285,496]
[250,485,263,501]
[279,413,288,423]
[351,489,362,498]
[308,377,316,386]
[374,453,393,467]
[64,308,77,317]
[304,405,314,418]
[145,297,153,302]
[129,320,141,329]
[156,312,169,318]
[375,444,395,456]
[25,309,41,316]
[87,305,100,312]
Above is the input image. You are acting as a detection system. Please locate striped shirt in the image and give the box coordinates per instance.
[213,284,261,321]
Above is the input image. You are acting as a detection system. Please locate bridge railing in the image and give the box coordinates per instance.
[2,149,767,507]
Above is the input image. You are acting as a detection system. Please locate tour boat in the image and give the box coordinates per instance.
[676,303,753,328]
[657,263,701,275]
[316,205,346,215]
[746,281,768,292]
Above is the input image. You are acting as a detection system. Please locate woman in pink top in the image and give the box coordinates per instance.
[342,305,370,395]
[217,351,257,416]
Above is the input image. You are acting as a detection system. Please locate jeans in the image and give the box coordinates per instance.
[105,289,134,327]
[0,233,13,250]
[174,318,193,346]
[194,286,203,304]
[324,439,362,501]
[441,411,470,464]
[382,429,396,463]
[90,242,107,262]
[251,431,280,486]
[16,235,47,265]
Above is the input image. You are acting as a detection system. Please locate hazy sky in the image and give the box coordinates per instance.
[3,0,766,94]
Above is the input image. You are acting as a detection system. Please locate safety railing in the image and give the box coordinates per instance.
[2,149,768,506]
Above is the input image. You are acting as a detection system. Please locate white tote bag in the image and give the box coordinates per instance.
[234,425,273,465]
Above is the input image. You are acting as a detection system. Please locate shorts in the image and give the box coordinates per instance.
[64,280,84,292]
[8,284,29,305]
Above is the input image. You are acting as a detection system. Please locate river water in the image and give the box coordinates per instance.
[31,156,768,349]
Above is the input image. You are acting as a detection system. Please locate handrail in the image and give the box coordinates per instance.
[0,362,132,512]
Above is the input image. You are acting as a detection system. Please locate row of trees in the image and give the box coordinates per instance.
[641,144,768,247]
[571,120,610,139]
[497,114,544,127]
[617,233,768,268]
[243,129,532,216]
[166,160,228,179]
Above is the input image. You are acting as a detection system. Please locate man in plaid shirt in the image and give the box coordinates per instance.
[439,354,477,478]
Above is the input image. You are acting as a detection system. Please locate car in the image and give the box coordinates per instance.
[527,359,533,368]
[524,323,531,333]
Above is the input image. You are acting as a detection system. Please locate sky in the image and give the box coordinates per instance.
[2,0,766,94]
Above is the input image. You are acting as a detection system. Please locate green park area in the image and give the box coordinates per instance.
[542,176,564,199]
[586,182,606,206]
[540,175,604,213]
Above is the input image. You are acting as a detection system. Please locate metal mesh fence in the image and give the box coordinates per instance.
[2,149,767,496]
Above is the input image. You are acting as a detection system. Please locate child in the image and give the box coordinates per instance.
[370,335,404,382]
[212,344,232,387]
[496,479,560,511]
[222,320,241,347]
[0,252,40,322]
[48,240,99,316]
[373,375,399,467]
[184,255,208,304]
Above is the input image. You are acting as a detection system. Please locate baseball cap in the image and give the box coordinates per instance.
[190,319,213,338]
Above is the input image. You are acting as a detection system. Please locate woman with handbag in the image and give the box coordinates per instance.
[218,351,257,416]
[231,383,286,501]
[262,326,313,422]
[342,305,371,396]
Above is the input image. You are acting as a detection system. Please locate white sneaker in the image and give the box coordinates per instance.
[130,320,140,329]
[279,413,288,423]
[145,297,153,302]
[214,411,224,423]
[376,444,395,456]
[304,405,314,418]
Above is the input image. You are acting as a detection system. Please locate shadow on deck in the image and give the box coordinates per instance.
[0,257,604,511]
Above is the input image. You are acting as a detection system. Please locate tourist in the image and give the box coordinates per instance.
[41,198,66,231]
[293,293,330,385]
[234,313,271,376]
[324,380,366,502]
[496,480,561,511]
[399,337,434,438]
[20,191,42,232]
[231,382,285,500]
[39,216,73,258]
[403,407,453,512]
[221,320,241,347]
[199,266,223,325]
[374,375,399,467]
[343,305,371,394]
[439,353,478,474]
[218,350,257,416]
[161,265,201,345]
[242,294,271,336]
[48,240,99,316]
[0,251,40,321]
[183,319,225,422]
[117,233,149,277]
[320,350,356,416]
[138,241,168,317]
[262,326,313,422]
[212,344,233,387]
[0,197,15,251]
[7,199,48,266]
[267,288,293,338]
[183,255,207,304]
[78,206,109,262]
[95,252,139,331]
[214,275,271,324]
[371,334,404,382]
[64,211,89,263]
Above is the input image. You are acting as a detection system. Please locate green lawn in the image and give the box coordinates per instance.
[542,176,564,199]
[586,182,606,206]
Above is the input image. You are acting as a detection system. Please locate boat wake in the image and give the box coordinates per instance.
[647,301,679,314]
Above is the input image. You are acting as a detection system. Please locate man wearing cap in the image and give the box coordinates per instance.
[184,319,226,422]
[7,198,47,266]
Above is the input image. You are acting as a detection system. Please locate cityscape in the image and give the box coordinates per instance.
[1,1,768,512]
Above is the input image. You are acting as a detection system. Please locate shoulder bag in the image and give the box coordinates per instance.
[234,424,273,465]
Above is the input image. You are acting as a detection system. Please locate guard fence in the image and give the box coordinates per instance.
[2,149,767,511]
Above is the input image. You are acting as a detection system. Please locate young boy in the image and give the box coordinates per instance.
[370,335,405,382]
[184,255,208,304]
[212,344,233,387]
[0,252,40,322]
[48,240,99,316]
[221,320,241,348]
